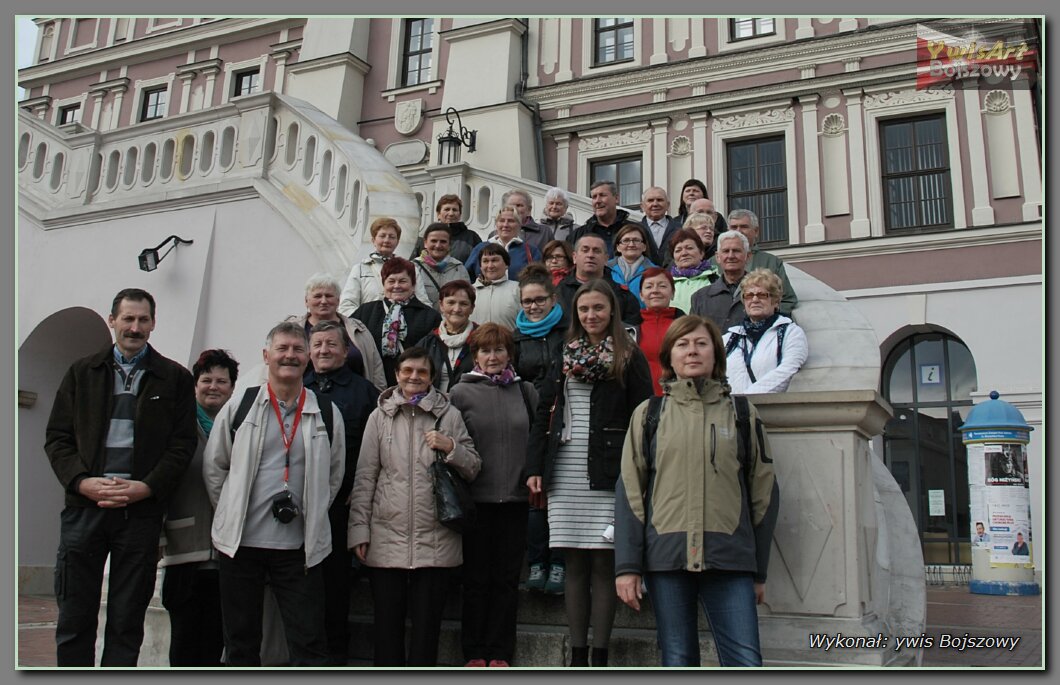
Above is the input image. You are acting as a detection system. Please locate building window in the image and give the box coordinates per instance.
[594,18,634,65]
[233,68,261,97]
[590,156,642,209]
[58,104,80,125]
[730,18,776,41]
[882,333,977,566]
[726,136,787,244]
[880,114,953,232]
[402,19,434,87]
[139,87,168,122]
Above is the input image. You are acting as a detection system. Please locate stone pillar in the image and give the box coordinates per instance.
[650,118,669,188]
[799,95,825,243]
[844,88,871,238]
[201,65,220,109]
[961,82,995,226]
[690,112,709,188]
[1011,82,1042,221]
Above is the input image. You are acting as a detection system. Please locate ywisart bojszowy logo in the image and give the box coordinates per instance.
[916,23,1038,90]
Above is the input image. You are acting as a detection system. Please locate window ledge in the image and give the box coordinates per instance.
[382,80,442,102]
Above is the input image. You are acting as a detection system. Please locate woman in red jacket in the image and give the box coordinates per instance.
[637,267,684,395]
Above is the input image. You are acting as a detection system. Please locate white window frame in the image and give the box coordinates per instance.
[65,18,101,54]
[717,17,787,53]
[147,18,182,33]
[581,18,643,75]
[107,17,133,45]
[222,56,268,103]
[52,94,87,126]
[130,74,176,125]
[384,18,442,100]
[576,126,651,199]
[711,103,799,245]
[863,87,967,235]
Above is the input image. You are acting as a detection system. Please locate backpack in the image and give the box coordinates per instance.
[641,393,770,493]
[230,386,334,444]
[724,323,789,384]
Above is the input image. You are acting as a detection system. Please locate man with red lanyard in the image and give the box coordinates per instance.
[204,321,345,666]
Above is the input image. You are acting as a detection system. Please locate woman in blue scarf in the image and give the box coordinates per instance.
[512,264,568,596]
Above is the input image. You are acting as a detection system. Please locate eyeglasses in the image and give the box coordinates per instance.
[618,238,644,246]
[742,291,772,301]
[520,296,551,308]
[545,253,568,262]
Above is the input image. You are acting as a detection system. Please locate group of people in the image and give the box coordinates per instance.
[44,178,808,670]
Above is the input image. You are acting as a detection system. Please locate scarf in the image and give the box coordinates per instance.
[438,321,473,349]
[419,250,451,272]
[196,403,215,437]
[472,362,519,386]
[516,303,563,338]
[562,334,615,383]
[550,267,569,286]
[743,312,780,347]
[381,299,409,358]
[478,273,507,287]
[615,256,645,284]
[405,391,429,406]
[670,259,713,279]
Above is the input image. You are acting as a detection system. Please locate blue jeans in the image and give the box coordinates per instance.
[645,570,762,667]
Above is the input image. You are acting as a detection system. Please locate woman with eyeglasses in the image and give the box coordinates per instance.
[607,224,657,309]
[667,229,718,315]
[723,269,808,395]
[542,239,574,286]
[512,264,569,596]
[681,212,717,260]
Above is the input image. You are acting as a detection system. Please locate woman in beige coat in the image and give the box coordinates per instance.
[348,346,481,666]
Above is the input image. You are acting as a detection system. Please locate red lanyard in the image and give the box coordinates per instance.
[267,384,306,483]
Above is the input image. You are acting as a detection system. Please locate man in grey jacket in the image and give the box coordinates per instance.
[203,321,345,666]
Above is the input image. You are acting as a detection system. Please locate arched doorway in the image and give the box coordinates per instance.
[18,307,112,593]
[881,331,978,566]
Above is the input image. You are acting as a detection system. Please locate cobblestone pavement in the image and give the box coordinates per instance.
[17,585,1043,668]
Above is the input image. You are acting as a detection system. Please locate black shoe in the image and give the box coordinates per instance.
[569,646,589,667]
[591,647,608,667]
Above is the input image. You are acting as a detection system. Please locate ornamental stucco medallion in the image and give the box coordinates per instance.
[395,99,424,135]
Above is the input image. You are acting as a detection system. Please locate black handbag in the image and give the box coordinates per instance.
[428,416,476,533]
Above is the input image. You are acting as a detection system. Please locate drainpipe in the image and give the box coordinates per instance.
[515,18,546,184]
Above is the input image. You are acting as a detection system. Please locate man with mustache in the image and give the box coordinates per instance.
[45,288,198,666]
[203,321,346,666]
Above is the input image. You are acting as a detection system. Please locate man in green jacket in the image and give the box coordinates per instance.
[725,209,798,316]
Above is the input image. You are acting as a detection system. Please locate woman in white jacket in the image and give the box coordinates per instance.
[723,269,808,394]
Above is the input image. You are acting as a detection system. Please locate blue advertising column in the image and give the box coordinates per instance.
[960,391,1038,596]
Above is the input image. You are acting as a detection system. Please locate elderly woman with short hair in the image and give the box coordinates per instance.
[667,229,718,315]
[413,222,471,310]
[469,243,522,330]
[351,257,442,387]
[339,217,430,316]
[414,280,478,392]
[465,205,542,282]
[723,268,808,395]
[539,187,575,243]
[681,212,717,260]
[287,272,387,390]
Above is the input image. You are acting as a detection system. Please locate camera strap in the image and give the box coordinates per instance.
[267,384,306,488]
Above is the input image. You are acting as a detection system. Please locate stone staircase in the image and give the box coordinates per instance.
[344,572,721,667]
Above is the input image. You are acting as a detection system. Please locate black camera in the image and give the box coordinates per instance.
[271,490,299,524]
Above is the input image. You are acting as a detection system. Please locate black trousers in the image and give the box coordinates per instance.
[461,502,528,663]
[369,567,450,666]
[217,546,328,666]
[161,565,224,667]
[321,500,353,665]
[54,507,162,666]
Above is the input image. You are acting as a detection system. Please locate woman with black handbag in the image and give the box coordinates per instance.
[348,347,481,666]
[450,323,539,667]
[525,280,654,667]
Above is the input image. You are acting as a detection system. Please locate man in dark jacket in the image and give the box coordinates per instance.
[304,320,379,665]
[570,181,632,258]
[45,288,197,666]
[691,231,750,333]
[639,186,681,266]
[556,233,641,326]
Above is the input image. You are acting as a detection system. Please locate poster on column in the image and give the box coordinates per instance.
[978,443,1032,566]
